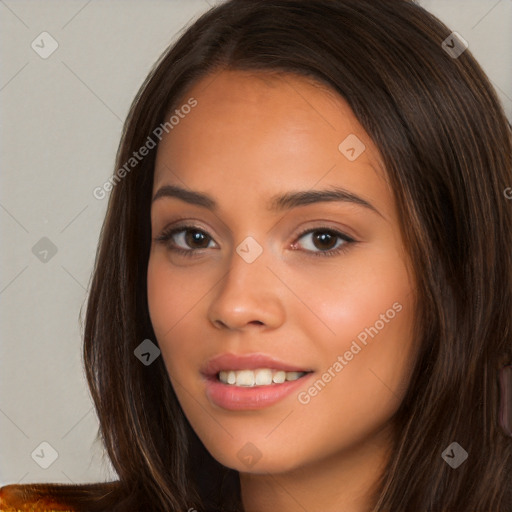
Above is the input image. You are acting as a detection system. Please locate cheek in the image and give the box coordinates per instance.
[147,256,199,362]
[147,253,220,388]
[147,258,176,340]
[289,245,413,345]
[298,303,415,455]
[147,254,206,337]
[291,248,416,418]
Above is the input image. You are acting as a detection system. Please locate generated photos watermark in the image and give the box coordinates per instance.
[297,301,403,405]
[93,97,198,200]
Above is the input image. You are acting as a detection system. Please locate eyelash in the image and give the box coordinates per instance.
[154,223,356,259]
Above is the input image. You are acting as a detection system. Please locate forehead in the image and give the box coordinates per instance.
[153,69,392,218]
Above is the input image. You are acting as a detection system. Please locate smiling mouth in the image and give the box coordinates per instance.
[203,354,314,409]
[217,368,311,387]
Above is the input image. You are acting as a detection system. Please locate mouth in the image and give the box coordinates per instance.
[201,352,314,410]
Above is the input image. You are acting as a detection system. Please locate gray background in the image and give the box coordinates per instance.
[1,0,511,486]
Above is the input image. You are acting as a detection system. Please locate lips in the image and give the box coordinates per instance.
[201,352,313,377]
[201,352,314,410]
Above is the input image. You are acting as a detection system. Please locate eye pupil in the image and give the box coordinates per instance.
[314,231,337,250]
[186,230,209,248]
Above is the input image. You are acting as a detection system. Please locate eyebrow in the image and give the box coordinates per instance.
[152,184,382,217]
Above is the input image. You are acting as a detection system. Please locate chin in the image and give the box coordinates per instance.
[203,438,309,475]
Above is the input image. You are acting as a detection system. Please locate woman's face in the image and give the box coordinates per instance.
[148,69,417,474]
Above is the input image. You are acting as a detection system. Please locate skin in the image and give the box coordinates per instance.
[147,69,418,512]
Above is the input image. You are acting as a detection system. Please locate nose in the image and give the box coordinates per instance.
[207,246,286,332]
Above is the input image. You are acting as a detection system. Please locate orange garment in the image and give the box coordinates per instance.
[0,484,76,512]
[0,482,120,512]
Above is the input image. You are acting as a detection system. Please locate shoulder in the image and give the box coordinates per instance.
[0,481,122,512]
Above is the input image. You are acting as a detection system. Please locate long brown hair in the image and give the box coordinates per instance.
[81,0,512,510]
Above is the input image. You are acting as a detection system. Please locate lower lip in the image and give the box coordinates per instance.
[204,373,313,410]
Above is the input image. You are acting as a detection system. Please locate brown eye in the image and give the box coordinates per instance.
[183,229,211,249]
[310,231,339,251]
[154,225,216,256]
[293,227,355,258]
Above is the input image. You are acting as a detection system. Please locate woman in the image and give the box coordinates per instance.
[1,0,511,510]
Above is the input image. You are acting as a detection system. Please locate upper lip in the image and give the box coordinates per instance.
[201,352,312,377]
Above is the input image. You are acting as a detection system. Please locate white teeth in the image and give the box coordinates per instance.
[218,368,307,386]
[273,370,286,384]
[255,369,273,385]
[236,370,255,386]
[285,371,303,381]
